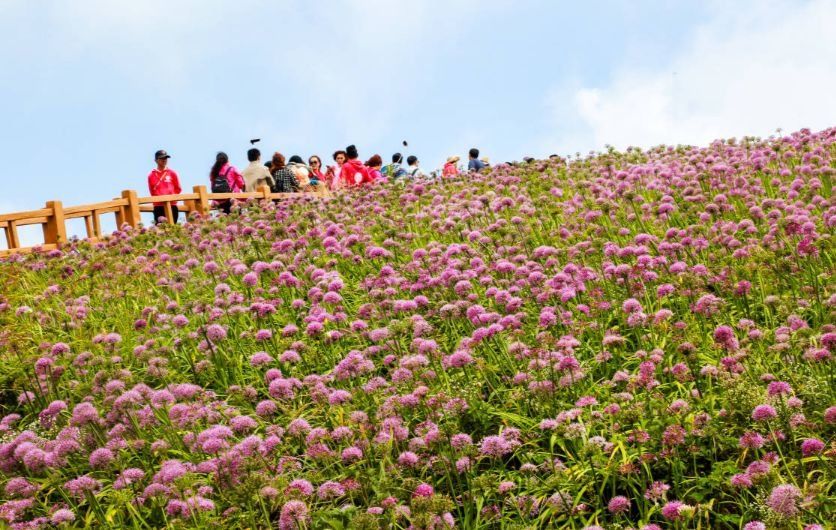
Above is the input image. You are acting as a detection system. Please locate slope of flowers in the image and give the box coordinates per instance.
[0,128,834,529]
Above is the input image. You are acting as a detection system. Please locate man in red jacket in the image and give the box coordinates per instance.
[147,149,182,224]
[340,145,371,187]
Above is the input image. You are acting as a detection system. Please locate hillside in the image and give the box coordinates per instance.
[0,129,833,529]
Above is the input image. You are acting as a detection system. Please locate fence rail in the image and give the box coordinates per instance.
[0,185,324,257]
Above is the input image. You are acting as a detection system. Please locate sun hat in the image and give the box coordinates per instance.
[446,155,460,164]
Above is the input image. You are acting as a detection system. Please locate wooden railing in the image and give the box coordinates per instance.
[0,185,324,257]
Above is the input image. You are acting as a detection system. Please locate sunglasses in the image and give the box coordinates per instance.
[309,161,320,165]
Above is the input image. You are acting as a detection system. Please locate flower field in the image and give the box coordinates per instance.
[0,128,833,529]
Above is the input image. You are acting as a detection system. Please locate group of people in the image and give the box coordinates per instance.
[146,145,490,223]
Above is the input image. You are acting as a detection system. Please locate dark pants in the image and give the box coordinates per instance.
[153,205,179,224]
[218,201,232,215]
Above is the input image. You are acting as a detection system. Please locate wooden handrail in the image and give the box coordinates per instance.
[0,184,327,257]
[0,208,53,223]
[63,199,129,214]
[136,193,200,203]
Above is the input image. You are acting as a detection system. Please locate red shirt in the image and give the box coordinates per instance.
[341,159,370,187]
[148,168,182,206]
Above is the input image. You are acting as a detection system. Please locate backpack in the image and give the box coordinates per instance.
[212,167,232,193]
[384,164,407,179]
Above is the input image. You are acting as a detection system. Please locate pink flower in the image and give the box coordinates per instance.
[397,451,420,468]
[738,431,765,449]
[660,500,690,520]
[479,435,513,458]
[622,298,643,313]
[752,404,777,421]
[498,481,515,494]
[413,483,434,497]
[249,352,273,366]
[286,479,314,497]
[205,324,227,341]
[713,325,738,350]
[316,481,345,499]
[89,447,115,468]
[341,446,363,463]
[644,481,670,501]
[279,500,309,530]
[607,495,631,514]
[730,473,753,488]
[766,484,802,517]
[4,477,37,498]
[800,438,825,456]
[51,509,76,524]
[767,381,793,396]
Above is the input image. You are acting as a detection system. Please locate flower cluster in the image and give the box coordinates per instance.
[0,127,833,528]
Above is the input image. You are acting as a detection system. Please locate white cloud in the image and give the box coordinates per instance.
[545,0,836,154]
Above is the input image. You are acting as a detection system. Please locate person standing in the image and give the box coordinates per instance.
[147,149,182,224]
[210,152,244,215]
[340,144,369,187]
[365,154,383,182]
[468,148,487,172]
[308,155,325,185]
[269,152,299,193]
[287,155,311,189]
[443,155,460,177]
[382,153,407,180]
[326,150,346,190]
[242,147,274,192]
[407,155,426,179]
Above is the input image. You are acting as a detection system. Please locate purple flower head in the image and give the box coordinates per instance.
[286,479,314,497]
[205,324,227,341]
[752,404,777,421]
[607,495,631,514]
[660,500,692,521]
[279,500,309,530]
[255,329,273,341]
[4,477,37,498]
[713,325,738,350]
[397,451,420,468]
[730,473,753,488]
[767,381,793,396]
[738,431,765,449]
[89,447,115,468]
[766,483,802,518]
[249,351,274,367]
[479,435,513,458]
[800,438,824,456]
[413,483,434,497]
[51,509,76,524]
[316,480,345,500]
[743,522,766,530]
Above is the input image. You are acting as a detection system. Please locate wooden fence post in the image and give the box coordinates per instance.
[43,200,67,247]
[163,201,174,224]
[5,222,20,250]
[193,185,209,217]
[121,190,141,228]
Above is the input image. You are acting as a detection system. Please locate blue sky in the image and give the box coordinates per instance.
[1,0,835,242]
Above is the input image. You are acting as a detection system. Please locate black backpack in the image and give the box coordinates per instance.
[212,167,232,193]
